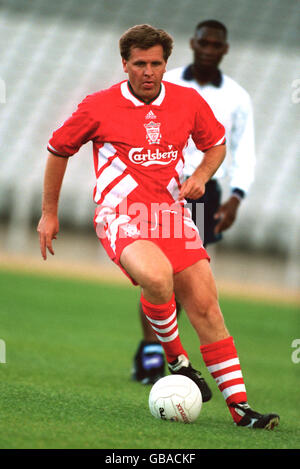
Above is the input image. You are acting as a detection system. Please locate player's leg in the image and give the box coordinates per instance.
[174,258,229,345]
[167,179,221,326]
[131,301,165,384]
[132,181,222,383]
[173,258,279,429]
[120,240,172,303]
[137,297,182,340]
[139,302,158,342]
[132,297,183,384]
[120,240,187,366]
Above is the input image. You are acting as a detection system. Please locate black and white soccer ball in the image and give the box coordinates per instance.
[149,374,202,423]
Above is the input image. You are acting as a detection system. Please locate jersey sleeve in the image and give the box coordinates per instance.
[191,92,226,152]
[47,95,99,157]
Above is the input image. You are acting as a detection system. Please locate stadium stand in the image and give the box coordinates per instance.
[0,0,299,286]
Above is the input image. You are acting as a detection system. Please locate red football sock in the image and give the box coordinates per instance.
[140,293,188,363]
[200,336,247,423]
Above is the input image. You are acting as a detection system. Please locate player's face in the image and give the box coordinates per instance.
[122,45,167,103]
[190,27,228,69]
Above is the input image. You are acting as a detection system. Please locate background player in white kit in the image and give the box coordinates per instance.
[132,20,256,385]
[38,24,278,429]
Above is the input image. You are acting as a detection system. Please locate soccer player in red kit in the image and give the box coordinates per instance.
[38,24,279,429]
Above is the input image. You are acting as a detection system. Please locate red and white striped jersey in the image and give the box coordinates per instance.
[47,80,225,215]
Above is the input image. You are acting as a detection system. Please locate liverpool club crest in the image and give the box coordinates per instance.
[144,121,161,145]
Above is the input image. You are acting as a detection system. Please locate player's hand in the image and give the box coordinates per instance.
[214,196,240,233]
[37,214,59,260]
[178,175,205,201]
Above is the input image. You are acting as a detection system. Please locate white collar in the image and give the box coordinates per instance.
[120,81,166,106]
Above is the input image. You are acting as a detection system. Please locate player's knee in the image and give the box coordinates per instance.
[195,297,223,324]
[143,265,173,303]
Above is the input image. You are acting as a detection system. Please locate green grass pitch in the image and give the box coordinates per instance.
[0,268,299,449]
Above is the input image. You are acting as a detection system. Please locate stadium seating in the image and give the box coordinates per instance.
[0,0,299,266]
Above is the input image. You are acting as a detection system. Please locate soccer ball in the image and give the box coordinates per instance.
[148,374,202,423]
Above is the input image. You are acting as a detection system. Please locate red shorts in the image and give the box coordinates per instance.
[94,205,209,285]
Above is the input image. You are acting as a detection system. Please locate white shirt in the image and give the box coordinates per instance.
[163,66,255,195]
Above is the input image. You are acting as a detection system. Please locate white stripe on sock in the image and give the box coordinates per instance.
[215,370,243,385]
[145,309,176,326]
[206,357,240,373]
[150,320,177,334]
[155,329,179,343]
[221,384,246,401]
